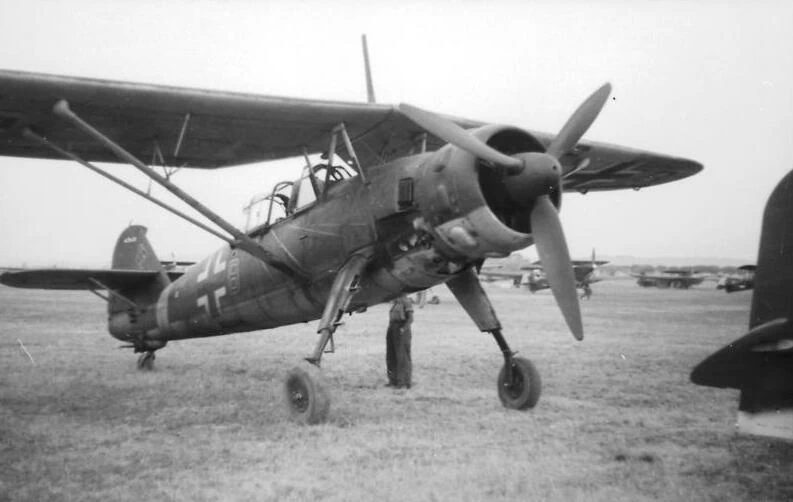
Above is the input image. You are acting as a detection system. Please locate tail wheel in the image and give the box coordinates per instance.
[284,364,330,425]
[497,357,541,410]
[136,351,155,371]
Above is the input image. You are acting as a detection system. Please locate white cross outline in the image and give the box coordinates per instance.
[197,250,228,283]
[214,252,227,274]
[196,260,210,283]
[196,286,227,318]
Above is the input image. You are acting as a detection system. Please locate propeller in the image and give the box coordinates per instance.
[531,195,583,339]
[399,84,612,341]
[547,83,612,173]
[398,103,522,170]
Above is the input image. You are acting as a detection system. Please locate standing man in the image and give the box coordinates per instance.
[386,294,414,389]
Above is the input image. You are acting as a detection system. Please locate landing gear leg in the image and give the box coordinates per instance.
[136,351,156,371]
[446,267,542,411]
[285,254,368,424]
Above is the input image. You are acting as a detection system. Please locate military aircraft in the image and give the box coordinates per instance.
[632,268,706,289]
[692,169,793,440]
[525,249,608,295]
[478,260,529,287]
[716,265,756,293]
[0,38,702,424]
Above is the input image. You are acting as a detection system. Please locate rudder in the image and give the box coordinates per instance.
[108,225,169,317]
[113,225,163,271]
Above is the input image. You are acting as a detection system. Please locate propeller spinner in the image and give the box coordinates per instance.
[398,83,611,341]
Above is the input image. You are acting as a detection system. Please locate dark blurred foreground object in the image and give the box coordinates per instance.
[692,169,793,440]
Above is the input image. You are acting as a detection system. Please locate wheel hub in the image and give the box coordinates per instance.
[288,379,309,413]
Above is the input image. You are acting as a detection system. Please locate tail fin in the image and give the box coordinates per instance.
[109,225,169,315]
[750,169,793,327]
[113,225,162,271]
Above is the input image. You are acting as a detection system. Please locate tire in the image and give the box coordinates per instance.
[497,357,541,410]
[284,364,330,425]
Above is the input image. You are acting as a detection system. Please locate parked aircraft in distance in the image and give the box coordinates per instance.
[0,37,702,424]
[632,269,706,289]
[716,265,756,293]
[478,262,527,287]
[526,249,608,296]
[692,168,793,440]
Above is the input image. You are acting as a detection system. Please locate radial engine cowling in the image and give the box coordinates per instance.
[413,125,561,260]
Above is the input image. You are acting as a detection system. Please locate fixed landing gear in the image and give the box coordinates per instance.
[136,351,156,371]
[489,328,542,410]
[284,364,330,424]
[285,254,367,424]
[446,268,545,411]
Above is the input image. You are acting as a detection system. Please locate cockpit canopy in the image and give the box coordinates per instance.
[243,162,356,235]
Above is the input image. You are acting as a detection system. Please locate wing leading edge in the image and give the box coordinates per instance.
[0,69,701,191]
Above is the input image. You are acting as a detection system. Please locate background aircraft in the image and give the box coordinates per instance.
[525,249,608,295]
[692,168,793,440]
[0,40,701,424]
[632,268,706,289]
[478,260,527,287]
[717,265,756,293]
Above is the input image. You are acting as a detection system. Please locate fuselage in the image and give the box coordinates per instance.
[151,156,442,340]
[108,125,556,344]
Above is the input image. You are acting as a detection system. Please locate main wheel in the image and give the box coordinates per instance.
[497,357,541,410]
[284,364,330,425]
[136,351,155,371]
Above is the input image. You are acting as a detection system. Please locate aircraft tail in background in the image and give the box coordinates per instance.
[692,168,793,440]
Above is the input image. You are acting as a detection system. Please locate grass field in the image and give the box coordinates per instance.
[2,279,792,501]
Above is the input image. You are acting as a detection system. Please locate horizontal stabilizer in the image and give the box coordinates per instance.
[692,317,793,439]
[691,317,792,389]
[0,268,184,290]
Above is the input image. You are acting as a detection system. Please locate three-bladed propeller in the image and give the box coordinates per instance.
[398,83,611,341]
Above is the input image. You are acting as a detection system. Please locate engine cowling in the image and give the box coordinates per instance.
[413,125,559,260]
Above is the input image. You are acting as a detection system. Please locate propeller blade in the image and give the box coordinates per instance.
[547,83,612,167]
[530,195,583,340]
[398,103,522,169]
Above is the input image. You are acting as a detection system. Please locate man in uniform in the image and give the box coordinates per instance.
[386,294,414,388]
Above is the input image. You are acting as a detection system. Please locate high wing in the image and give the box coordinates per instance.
[0,70,701,191]
[0,69,469,170]
[0,268,184,290]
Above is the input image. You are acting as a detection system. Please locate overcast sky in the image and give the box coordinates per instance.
[0,0,791,267]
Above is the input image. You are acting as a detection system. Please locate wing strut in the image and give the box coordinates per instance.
[23,128,232,244]
[86,277,139,308]
[323,122,369,188]
[43,100,303,278]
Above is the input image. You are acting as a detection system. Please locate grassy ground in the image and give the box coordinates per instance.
[2,280,792,501]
